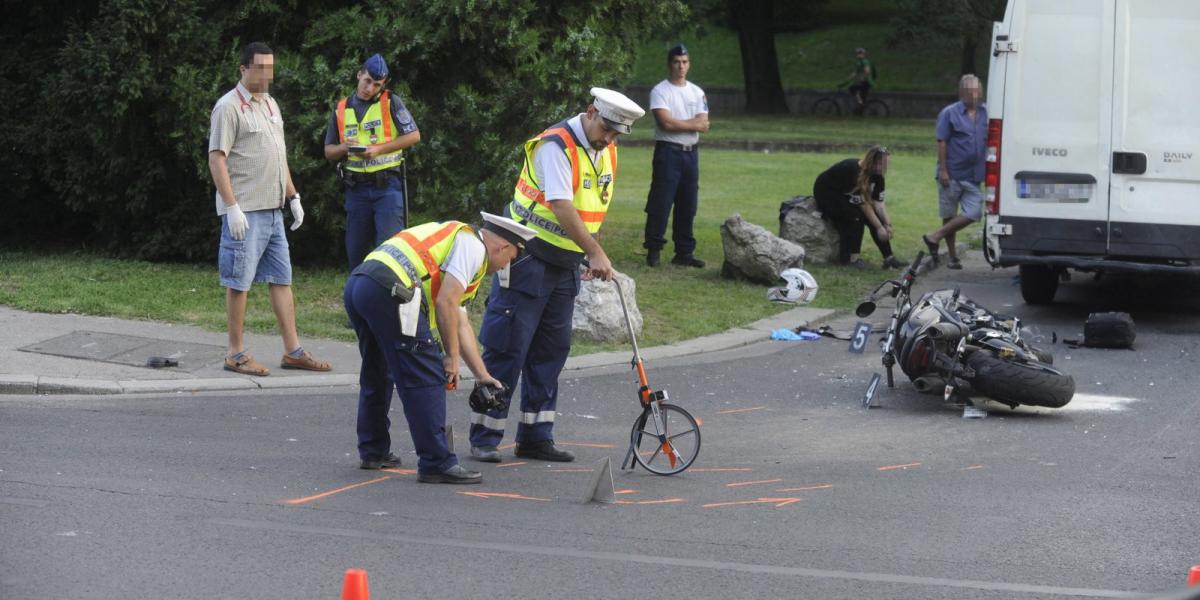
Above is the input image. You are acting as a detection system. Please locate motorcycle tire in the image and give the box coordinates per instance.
[1029,346,1054,365]
[967,351,1075,408]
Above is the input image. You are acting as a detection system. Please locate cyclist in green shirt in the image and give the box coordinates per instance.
[838,47,876,116]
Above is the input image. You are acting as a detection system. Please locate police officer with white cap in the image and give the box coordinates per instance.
[469,87,645,463]
[344,212,535,483]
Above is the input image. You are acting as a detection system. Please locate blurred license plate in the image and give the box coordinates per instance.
[1017,180,1092,202]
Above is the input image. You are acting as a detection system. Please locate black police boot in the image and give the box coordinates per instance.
[514,440,576,462]
[646,249,661,267]
[417,464,482,484]
[469,445,502,463]
[359,452,402,470]
[671,254,706,268]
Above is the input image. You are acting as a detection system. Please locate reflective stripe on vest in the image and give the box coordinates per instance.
[336,91,404,173]
[360,221,486,339]
[507,122,617,254]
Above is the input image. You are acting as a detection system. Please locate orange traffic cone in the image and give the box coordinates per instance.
[1188,565,1200,587]
[342,568,369,600]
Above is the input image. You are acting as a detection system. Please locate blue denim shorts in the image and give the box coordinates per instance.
[938,179,983,221]
[218,209,292,291]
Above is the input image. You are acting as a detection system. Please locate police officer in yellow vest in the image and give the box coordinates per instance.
[469,88,645,463]
[344,213,536,484]
[324,54,421,271]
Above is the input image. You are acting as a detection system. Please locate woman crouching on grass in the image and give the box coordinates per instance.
[812,145,904,269]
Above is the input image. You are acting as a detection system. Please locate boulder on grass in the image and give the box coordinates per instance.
[778,195,839,264]
[720,213,806,284]
[573,270,642,343]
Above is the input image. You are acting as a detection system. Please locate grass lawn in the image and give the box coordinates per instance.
[633,23,986,93]
[623,114,936,152]
[0,139,954,354]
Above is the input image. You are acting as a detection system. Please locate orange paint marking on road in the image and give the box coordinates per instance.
[775,484,834,492]
[703,497,801,509]
[458,491,551,502]
[961,465,986,470]
[283,475,392,505]
[689,467,753,473]
[614,489,638,495]
[615,498,685,506]
[496,461,528,468]
[716,406,766,415]
[877,462,922,471]
[498,443,517,450]
[556,442,617,449]
[380,468,417,475]
[695,417,704,426]
[546,468,593,473]
[725,478,783,488]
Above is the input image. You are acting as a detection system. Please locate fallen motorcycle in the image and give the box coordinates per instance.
[856,252,1075,410]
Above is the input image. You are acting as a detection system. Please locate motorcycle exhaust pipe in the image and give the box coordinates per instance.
[911,377,946,394]
[926,322,969,340]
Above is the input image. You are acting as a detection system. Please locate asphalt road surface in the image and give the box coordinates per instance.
[3,262,1198,599]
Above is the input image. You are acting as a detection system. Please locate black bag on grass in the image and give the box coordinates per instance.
[1083,312,1135,348]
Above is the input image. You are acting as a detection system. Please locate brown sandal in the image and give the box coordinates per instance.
[224,353,270,376]
[280,351,332,372]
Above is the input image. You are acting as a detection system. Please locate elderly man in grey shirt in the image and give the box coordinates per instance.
[208,42,331,376]
[922,74,987,269]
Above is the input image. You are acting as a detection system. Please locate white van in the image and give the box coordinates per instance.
[982,0,1200,303]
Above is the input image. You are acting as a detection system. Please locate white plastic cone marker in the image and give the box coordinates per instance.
[582,457,616,504]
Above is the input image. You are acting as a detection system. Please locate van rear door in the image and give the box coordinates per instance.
[1107,0,1200,262]
[996,0,1114,258]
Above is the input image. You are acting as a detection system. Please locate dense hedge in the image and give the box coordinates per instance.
[0,0,684,263]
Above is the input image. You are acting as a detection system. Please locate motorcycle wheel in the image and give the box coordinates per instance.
[1029,346,1054,365]
[967,351,1075,408]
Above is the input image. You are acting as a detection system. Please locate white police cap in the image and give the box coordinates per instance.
[480,211,537,249]
[590,87,645,134]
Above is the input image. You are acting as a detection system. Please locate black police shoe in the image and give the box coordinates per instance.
[647,249,661,267]
[514,440,576,462]
[417,464,483,484]
[469,445,502,463]
[671,254,705,268]
[359,452,402,470]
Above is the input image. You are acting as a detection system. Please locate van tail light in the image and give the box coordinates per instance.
[984,118,1002,215]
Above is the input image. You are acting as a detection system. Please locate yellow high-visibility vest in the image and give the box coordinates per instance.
[360,221,486,339]
[337,91,405,173]
[507,121,617,256]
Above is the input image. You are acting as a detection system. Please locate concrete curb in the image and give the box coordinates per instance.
[0,306,838,397]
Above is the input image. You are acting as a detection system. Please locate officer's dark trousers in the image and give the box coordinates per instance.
[344,273,457,475]
[345,178,406,271]
[470,255,577,448]
[643,142,699,256]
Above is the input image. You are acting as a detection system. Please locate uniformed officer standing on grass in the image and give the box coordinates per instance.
[324,53,421,271]
[344,213,535,484]
[468,88,645,464]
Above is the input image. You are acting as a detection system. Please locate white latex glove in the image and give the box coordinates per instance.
[288,194,304,231]
[226,203,248,241]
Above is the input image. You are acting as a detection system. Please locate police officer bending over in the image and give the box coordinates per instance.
[324,53,421,271]
[344,213,536,484]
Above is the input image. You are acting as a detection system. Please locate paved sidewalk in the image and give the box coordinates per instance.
[0,303,834,396]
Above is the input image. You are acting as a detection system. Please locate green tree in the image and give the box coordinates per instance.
[0,0,685,262]
[890,0,1007,78]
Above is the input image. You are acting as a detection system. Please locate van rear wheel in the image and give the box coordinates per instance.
[1019,264,1059,305]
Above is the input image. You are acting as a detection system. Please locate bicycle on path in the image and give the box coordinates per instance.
[811,88,889,117]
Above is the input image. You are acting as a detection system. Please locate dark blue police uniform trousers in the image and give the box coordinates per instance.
[343,273,457,475]
[469,254,578,448]
[344,176,406,271]
[643,142,700,256]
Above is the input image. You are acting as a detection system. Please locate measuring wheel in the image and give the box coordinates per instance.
[627,402,701,475]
